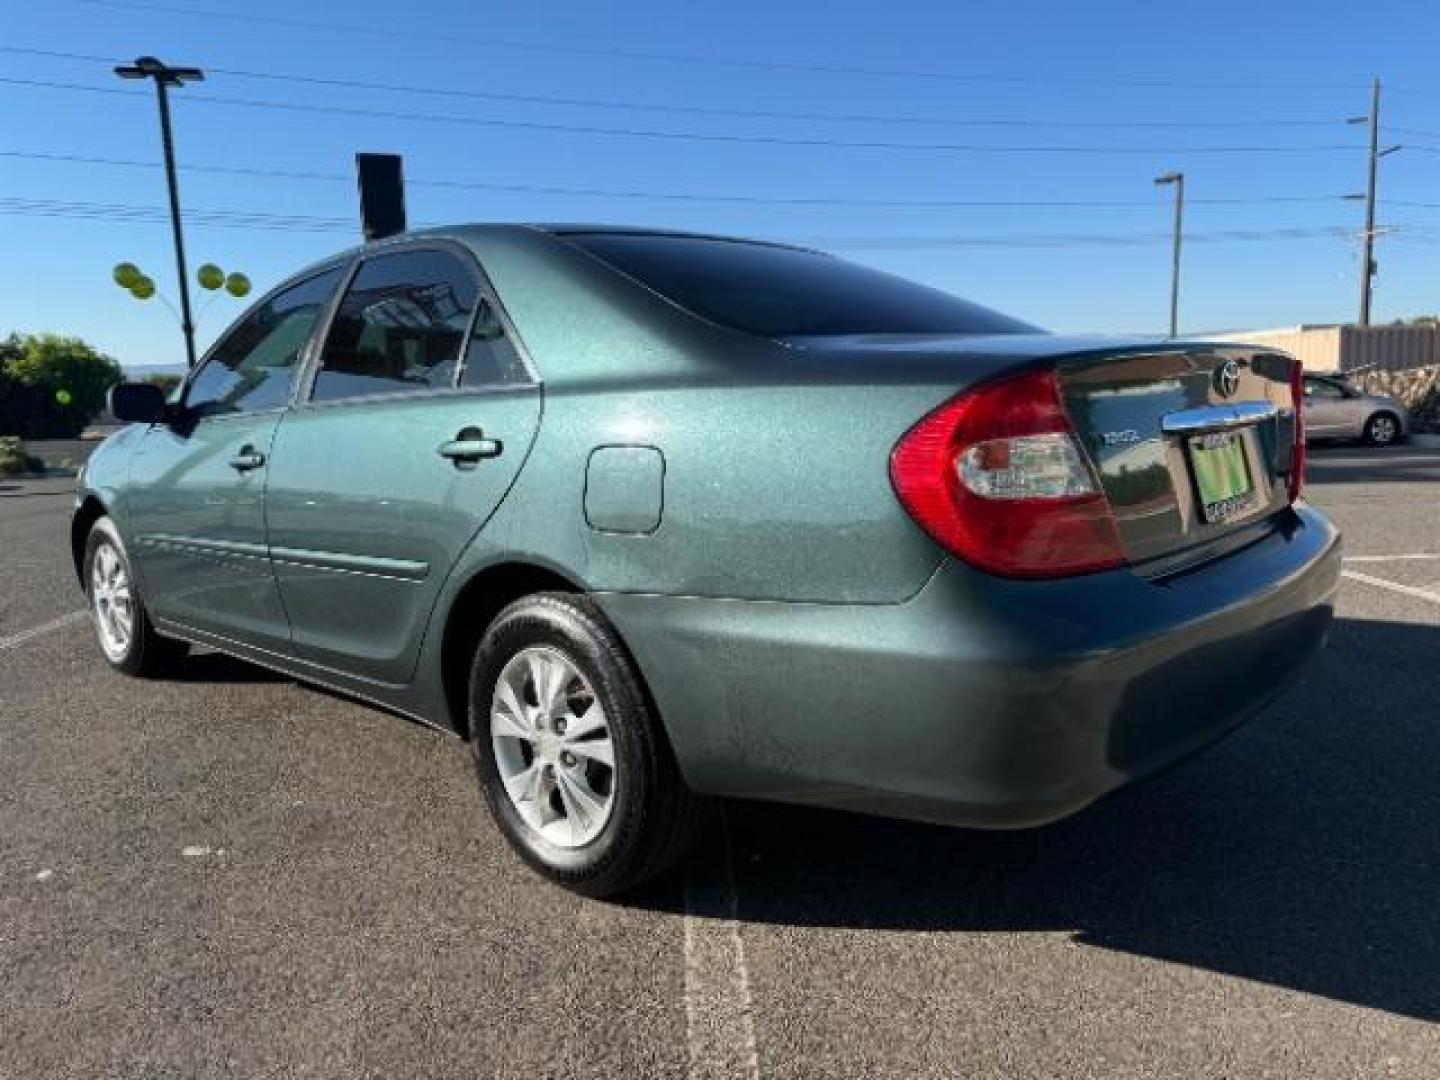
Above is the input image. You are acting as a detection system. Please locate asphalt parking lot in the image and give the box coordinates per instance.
[3,445,1439,1079]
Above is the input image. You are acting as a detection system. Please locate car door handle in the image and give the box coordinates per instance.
[438,428,502,464]
[228,447,267,472]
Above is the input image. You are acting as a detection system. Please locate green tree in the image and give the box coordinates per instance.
[0,333,123,438]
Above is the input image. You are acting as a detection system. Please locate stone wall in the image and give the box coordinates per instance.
[1353,364,1440,427]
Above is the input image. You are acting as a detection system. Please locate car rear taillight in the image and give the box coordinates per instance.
[889,367,1125,578]
[1287,358,1306,503]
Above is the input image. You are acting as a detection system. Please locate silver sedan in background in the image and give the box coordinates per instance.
[1303,374,1409,446]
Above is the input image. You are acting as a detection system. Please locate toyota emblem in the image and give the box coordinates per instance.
[1213,360,1241,398]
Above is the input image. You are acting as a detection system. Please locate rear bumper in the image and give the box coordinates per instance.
[597,504,1341,828]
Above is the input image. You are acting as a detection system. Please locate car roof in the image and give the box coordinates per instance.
[279,223,820,284]
[532,224,818,251]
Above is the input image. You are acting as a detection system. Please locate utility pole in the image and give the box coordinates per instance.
[114,56,205,367]
[1154,171,1184,338]
[1348,78,1401,328]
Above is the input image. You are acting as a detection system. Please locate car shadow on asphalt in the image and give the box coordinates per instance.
[165,650,291,685]
[0,481,78,496]
[676,616,1440,1024]
[166,648,449,735]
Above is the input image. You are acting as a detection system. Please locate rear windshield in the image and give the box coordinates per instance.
[565,233,1040,338]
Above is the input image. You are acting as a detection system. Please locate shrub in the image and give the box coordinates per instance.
[0,435,44,477]
[0,333,123,438]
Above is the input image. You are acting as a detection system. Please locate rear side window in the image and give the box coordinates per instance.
[312,249,479,403]
[462,298,529,387]
[566,233,1039,338]
[186,267,342,418]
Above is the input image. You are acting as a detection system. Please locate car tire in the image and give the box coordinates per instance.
[468,592,709,898]
[84,516,188,677]
[1363,412,1402,446]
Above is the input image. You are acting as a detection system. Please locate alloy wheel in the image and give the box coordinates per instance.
[90,541,134,662]
[490,645,617,849]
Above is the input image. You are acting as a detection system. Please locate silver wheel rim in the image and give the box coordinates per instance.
[90,541,134,662]
[490,646,617,849]
[1371,416,1397,443]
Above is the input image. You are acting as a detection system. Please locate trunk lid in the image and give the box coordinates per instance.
[1054,344,1300,569]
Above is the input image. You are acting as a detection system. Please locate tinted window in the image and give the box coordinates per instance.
[567,234,1039,337]
[313,250,478,403]
[461,297,528,387]
[186,268,342,417]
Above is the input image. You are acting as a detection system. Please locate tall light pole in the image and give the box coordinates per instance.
[115,56,205,367]
[1347,78,1401,328]
[1154,171,1184,338]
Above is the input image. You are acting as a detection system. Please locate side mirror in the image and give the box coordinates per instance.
[109,382,169,424]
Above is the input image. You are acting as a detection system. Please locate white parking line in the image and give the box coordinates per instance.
[1343,554,1440,563]
[1341,570,1440,606]
[683,813,760,1080]
[0,610,87,651]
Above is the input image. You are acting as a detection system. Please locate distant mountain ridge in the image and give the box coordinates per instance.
[123,363,188,379]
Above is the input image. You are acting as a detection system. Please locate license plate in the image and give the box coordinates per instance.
[1187,431,1256,523]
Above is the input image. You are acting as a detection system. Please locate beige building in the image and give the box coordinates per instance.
[1211,323,1440,374]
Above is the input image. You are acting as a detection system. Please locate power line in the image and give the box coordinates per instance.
[65,0,1374,91]
[0,149,1358,210]
[0,75,1370,155]
[0,45,1355,130]
[0,196,354,232]
[1386,125,1440,139]
[2,196,1424,249]
[1387,85,1440,103]
[809,227,1383,250]
[0,76,136,100]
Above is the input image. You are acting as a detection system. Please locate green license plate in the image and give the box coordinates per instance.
[1187,431,1256,523]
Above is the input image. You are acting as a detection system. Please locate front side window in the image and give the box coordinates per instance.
[185,267,343,418]
[312,249,481,403]
[1304,377,1344,399]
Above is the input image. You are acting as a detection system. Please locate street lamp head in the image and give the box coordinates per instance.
[113,57,204,85]
[1154,172,1182,186]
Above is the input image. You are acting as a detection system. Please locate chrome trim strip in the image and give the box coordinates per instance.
[1160,401,1279,435]
[136,535,429,581]
[136,534,270,562]
[269,546,429,582]
[287,380,539,414]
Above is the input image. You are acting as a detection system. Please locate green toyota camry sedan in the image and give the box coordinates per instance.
[78,225,1341,896]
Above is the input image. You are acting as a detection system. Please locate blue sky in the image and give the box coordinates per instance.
[2,0,1438,369]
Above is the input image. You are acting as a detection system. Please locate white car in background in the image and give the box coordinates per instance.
[1303,374,1409,446]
